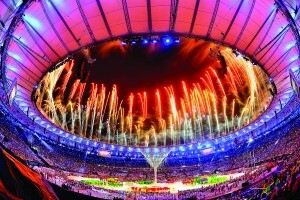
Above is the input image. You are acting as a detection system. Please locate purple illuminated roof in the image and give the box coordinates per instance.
[0,0,300,148]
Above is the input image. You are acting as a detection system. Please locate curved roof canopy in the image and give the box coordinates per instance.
[0,0,300,147]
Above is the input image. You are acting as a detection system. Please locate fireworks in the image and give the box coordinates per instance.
[34,40,272,147]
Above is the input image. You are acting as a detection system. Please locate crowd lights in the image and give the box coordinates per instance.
[121,35,180,46]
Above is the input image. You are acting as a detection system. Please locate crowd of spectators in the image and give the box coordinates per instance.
[1,102,300,199]
[0,116,41,163]
[236,150,300,200]
[27,123,300,199]
[26,120,300,183]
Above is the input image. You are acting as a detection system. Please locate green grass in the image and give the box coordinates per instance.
[81,175,228,188]
[135,180,153,185]
[192,175,228,185]
[81,179,123,187]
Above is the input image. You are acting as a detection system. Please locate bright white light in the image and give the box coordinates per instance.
[23,14,42,30]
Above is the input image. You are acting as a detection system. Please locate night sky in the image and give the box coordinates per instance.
[68,38,217,102]
[40,38,271,140]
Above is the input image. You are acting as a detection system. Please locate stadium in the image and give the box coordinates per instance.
[0,0,299,199]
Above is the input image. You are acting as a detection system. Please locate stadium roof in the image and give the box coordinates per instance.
[0,0,300,146]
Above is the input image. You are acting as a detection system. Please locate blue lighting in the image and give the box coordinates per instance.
[119,36,182,46]
[291,66,299,72]
[7,65,18,72]
[8,51,22,62]
[15,0,22,8]
[290,56,299,62]
[23,14,42,30]
[50,0,64,4]
[286,42,296,50]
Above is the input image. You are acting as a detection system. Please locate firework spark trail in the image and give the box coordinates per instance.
[225,69,238,95]
[168,114,174,145]
[161,119,166,146]
[45,67,64,112]
[138,92,148,119]
[107,85,118,142]
[134,124,140,145]
[203,90,213,134]
[223,51,244,86]
[205,73,217,97]
[67,101,75,133]
[238,97,251,127]
[68,79,80,101]
[191,86,204,137]
[42,66,65,122]
[77,83,86,104]
[119,108,125,145]
[115,100,123,137]
[211,92,220,134]
[115,100,123,124]
[210,67,227,97]
[59,60,74,96]
[190,90,198,138]
[83,84,97,137]
[36,46,272,146]
[111,95,120,142]
[156,90,162,120]
[243,61,259,118]
[89,83,98,109]
[202,73,219,134]
[127,93,134,143]
[151,125,157,147]
[55,100,67,129]
[222,96,228,134]
[44,66,63,123]
[165,86,181,143]
[77,104,82,136]
[180,98,187,143]
[89,85,99,138]
[194,83,207,113]
[182,81,192,115]
[231,99,236,129]
[84,99,91,137]
[50,65,65,90]
[96,84,107,139]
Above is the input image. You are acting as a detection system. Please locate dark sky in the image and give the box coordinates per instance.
[50,38,264,119]
[69,39,216,101]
